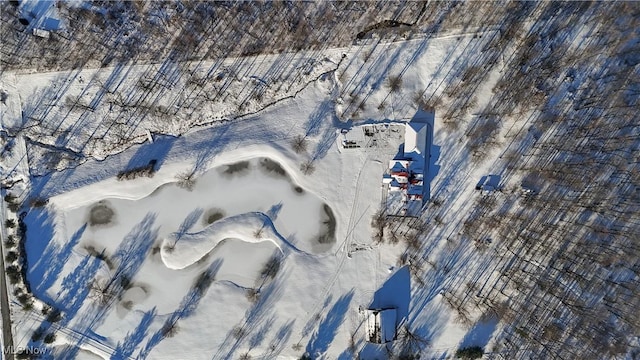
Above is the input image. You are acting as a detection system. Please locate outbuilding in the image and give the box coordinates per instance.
[365,308,398,344]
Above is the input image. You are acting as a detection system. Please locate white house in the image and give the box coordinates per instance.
[382,109,434,215]
[384,117,430,193]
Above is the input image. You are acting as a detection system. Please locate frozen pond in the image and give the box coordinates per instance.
[26,157,336,316]
[64,157,336,257]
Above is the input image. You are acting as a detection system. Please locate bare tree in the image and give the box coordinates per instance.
[175,170,197,191]
[291,135,308,154]
[246,288,260,303]
[161,320,180,338]
[300,161,316,175]
[389,325,430,359]
[89,278,116,306]
[387,75,403,92]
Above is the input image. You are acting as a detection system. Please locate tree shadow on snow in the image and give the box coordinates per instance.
[111,308,157,360]
[136,259,222,359]
[305,100,334,137]
[247,315,275,351]
[125,134,177,173]
[29,255,103,360]
[50,213,160,360]
[108,213,159,293]
[300,294,334,341]
[174,207,204,243]
[312,127,338,162]
[459,314,498,350]
[408,238,476,324]
[24,208,85,296]
[305,289,355,358]
[369,266,410,321]
[215,273,288,360]
[266,202,283,222]
[54,255,102,324]
[264,319,295,358]
[412,300,450,348]
[25,110,294,200]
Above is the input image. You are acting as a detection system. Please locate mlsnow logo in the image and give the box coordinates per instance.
[2,345,47,355]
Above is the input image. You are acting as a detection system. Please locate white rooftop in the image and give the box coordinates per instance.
[404,119,429,158]
[366,308,397,343]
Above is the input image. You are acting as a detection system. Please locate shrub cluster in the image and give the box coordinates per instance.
[117,159,157,181]
[455,346,484,359]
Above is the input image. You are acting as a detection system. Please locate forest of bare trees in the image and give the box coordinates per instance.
[0,1,429,72]
[387,2,640,359]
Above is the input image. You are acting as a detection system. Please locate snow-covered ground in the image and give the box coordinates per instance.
[1,49,343,172]
[1,29,516,360]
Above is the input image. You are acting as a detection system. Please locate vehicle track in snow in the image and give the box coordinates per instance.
[296,155,370,346]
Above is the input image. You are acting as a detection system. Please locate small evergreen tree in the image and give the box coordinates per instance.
[7,202,20,212]
[5,218,16,228]
[43,332,57,344]
[5,250,18,262]
[31,328,45,342]
[4,234,16,247]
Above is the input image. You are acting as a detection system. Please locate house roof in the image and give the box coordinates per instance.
[408,121,428,132]
[403,109,433,158]
[404,122,428,157]
[390,161,408,173]
[366,309,397,343]
[407,184,423,195]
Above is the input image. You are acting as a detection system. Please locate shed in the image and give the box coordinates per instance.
[32,28,50,38]
[366,308,397,344]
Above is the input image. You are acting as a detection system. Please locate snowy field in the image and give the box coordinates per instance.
[23,151,347,359]
[2,29,513,360]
